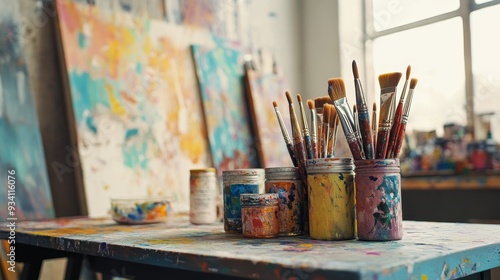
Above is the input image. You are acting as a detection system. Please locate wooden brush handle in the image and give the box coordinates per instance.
[286,143,298,167]
[386,103,404,158]
[294,141,308,184]
[357,108,374,159]
[347,138,364,160]
[393,123,407,158]
[304,135,313,159]
[375,130,390,159]
[311,139,318,159]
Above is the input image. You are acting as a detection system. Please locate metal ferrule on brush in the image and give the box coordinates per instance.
[298,103,310,136]
[310,109,317,142]
[275,109,292,144]
[355,79,368,108]
[379,88,397,130]
[402,88,415,124]
[334,98,357,143]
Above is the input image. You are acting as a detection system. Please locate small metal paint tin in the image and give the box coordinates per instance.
[265,167,305,236]
[240,193,279,238]
[355,159,402,241]
[306,158,355,240]
[190,168,218,225]
[222,169,264,233]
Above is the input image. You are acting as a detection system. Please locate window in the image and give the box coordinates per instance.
[364,0,500,143]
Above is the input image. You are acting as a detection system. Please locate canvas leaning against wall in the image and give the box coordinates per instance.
[192,41,260,175]
[56,0,214,216]
[0,1,55,220]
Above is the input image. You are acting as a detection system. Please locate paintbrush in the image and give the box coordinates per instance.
[352,60,374,159]
[321,104,332,158]
[393,78,418,158]
[386,65,411,158]
[297,94,313,159]
[353,104,363,154]
[286,91,307,183]
[307,99,319,158]
[328,78,364,160]
[273,101,298,167]
[327,104,338,158]
[372,102,378,148]
[314,96,333,155]
[375,72,402,159]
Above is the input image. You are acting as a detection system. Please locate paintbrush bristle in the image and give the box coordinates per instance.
[378,72,402,89]
[314,96,333,109]
[307,99,315,109]
[373,102,377,112]
[406,65,411,80]
[410,78,418,89]
[273,101,278,108]
[353,104,357,113]
[285,91,293,104]
[297,94,303,102]
[323,104,332,123]
[327,78,346,101]
[352,60,360,79]
[330,105,338,125]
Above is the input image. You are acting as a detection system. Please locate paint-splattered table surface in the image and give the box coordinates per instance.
[3,216,500,279]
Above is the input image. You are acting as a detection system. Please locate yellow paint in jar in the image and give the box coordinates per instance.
[306,158,355,240]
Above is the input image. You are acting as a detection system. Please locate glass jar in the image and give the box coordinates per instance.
[265,167,305,236]
[189,168,218,225]
[306,158,355,240]
[355,159,402,241]
[222,169,264,233]
[240,193,279,238]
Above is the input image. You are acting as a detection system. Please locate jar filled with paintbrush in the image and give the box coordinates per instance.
[355,159,402,241]
[306,158,355,240]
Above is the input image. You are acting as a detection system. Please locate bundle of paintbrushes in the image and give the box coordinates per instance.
[272,60,418,166]
[327,61,418,159]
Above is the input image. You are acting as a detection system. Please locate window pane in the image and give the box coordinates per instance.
[370,0,459,31]
[475,0,494,4]
[371,18,465,136]
[471,5,500,142]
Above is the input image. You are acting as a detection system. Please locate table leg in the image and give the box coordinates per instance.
[20,259,42,280]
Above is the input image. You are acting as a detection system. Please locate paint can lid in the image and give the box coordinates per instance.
[222,169,264,176]
[306,157,354,174]
[265,167,301,180]
[190,168,216,175]
[355,159,400,173]
[240,193,278,206]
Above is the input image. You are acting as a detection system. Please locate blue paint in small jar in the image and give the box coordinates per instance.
[222,169,264,233]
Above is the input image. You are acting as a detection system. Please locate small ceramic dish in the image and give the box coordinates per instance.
[110,197,173,224]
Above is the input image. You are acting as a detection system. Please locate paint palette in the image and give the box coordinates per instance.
[111,197,173,224]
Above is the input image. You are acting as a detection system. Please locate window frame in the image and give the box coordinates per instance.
[362,0,500,137]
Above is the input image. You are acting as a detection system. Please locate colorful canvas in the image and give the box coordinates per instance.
[56,0,212,216]
[192,42,259,174]
[245,71,293,167]
[0,2,55,220]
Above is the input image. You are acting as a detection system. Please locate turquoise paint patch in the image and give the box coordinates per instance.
[135,63,142,74]
[85,115,97,134]
[124,128,138,140]
[78,32,86,49]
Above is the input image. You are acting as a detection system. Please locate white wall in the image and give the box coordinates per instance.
[300,0,341,101]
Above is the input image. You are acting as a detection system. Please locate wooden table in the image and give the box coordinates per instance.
[2,216,500,280]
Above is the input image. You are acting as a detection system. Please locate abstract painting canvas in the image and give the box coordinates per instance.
[56,0,212,216]
[245,70,294,167]
[192,41,259,174]
[0,2,55,220]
